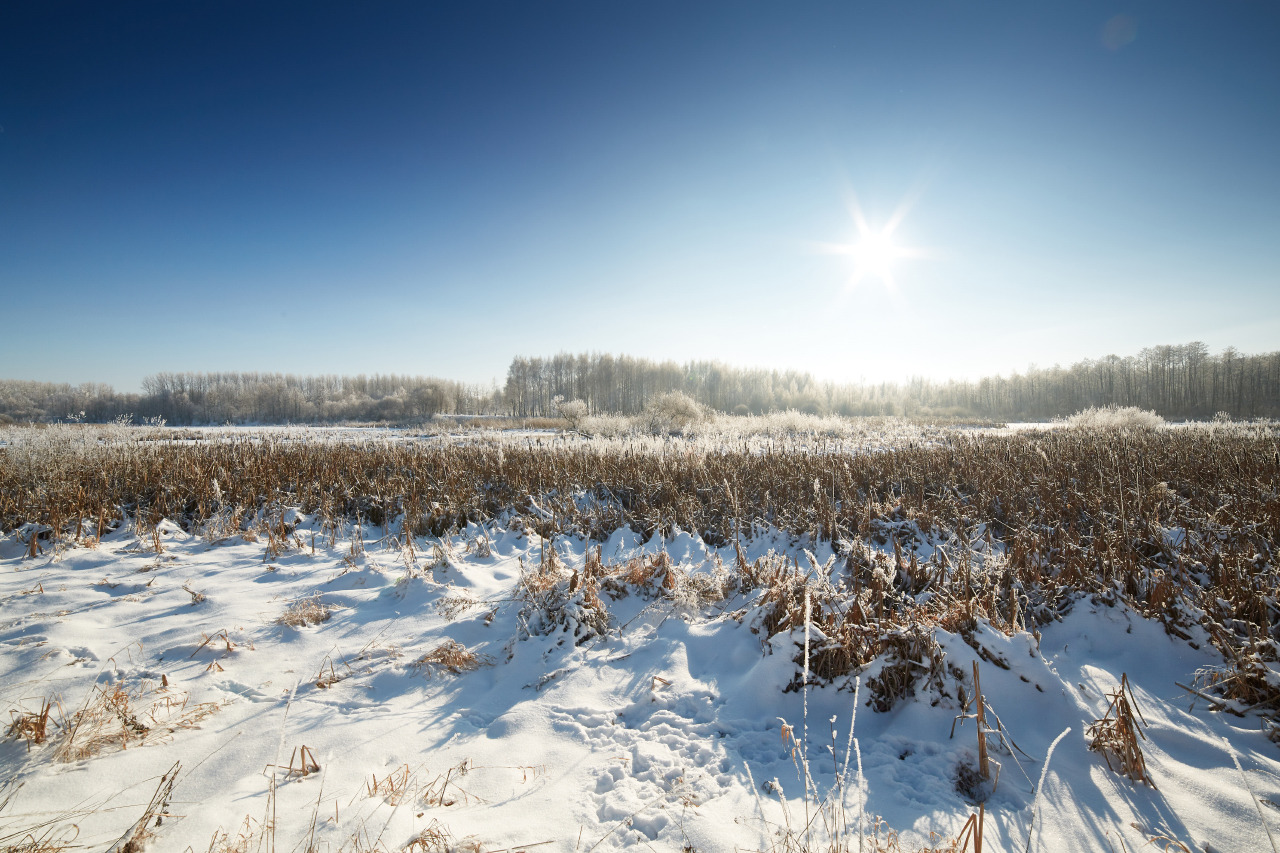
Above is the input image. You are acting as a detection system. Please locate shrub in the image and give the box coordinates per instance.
[641,391,707,434]
[553,397,590,432]
[1064,405,1165,431]
[579,413,631,437]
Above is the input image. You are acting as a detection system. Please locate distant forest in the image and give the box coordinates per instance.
[2,343,1277,425]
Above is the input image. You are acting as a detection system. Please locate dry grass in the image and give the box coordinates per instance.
[420,760,482,809]
[112,760,180,853]
[861,815,985,853]
[367,764,414,805]
[0,826,81,853]
[10,421,1267,709]
[277,595,333,628]
[751,686,992,853]
[0,762,181,853]
[5,699,54,750]
[412,641,493,676]
[435,593,483,620]
[0,777,82,852]
[202,817,260,853]
[402,820,483,853]
[1086,673,1155,788]
[284,744,321,778]
[51,678,218,763]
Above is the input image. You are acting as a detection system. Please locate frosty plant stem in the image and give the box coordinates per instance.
[974,661,989,780]
[842,677,863,851]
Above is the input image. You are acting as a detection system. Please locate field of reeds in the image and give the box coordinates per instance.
[1,415,1278,850]
[3,420,1278,712]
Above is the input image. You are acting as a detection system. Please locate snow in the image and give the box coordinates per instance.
[3,515,1279,852]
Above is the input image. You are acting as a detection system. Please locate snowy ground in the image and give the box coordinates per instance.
[3,514,1279,852]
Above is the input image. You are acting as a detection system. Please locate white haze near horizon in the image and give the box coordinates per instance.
[15,332,1265,397]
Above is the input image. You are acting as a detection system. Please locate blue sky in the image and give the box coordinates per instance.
[2,1,1277,390]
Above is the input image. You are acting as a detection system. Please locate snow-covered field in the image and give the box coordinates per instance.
[4,508,1279,852]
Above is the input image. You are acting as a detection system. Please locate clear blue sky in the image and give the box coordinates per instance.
[3,1,1277,390]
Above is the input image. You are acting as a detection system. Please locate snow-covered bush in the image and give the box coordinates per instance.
[553,396,589,431]
[1064,405,1165,431]
[640,391,708,435]
[579,413,632,438]
[516,558,610,642]
[749,410,854,439]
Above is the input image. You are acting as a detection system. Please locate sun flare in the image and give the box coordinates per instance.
[825,222,911,291]
[815,188,931,293]
[850,229,901,284]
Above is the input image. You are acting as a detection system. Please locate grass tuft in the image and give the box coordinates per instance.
[5,698,54,750]
[412,641,493,676]
[277,595,333,628]
[52,678,217,763]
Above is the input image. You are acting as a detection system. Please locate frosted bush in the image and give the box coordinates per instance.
[640,391,708,435]
[553,396,589,431]
[1064,406,1165,431]
[579,413,632,438]
[754,410,854,439]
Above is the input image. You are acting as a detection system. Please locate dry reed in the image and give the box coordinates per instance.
[1086,673,1155,787]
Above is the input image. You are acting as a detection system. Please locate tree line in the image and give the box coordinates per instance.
[504,343,1280,420]
[1,342,1277,425]
[0,372,502,425]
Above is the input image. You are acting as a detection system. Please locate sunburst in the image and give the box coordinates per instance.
[817,190,927,291]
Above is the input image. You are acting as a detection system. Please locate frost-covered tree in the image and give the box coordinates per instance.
[554,397,589,431]
[642,391,707,434]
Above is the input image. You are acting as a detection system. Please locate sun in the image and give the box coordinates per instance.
[821,221,909,291]
[815,187,930,292]
[849,228,902,285]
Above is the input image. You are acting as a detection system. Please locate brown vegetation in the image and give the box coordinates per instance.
[277,596,334,628]
[1087,673,1156,787]
[2,424,1278,719]
[412,641,493,676]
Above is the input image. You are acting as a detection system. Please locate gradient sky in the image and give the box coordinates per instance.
[3,1,1278,391]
